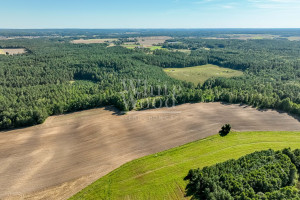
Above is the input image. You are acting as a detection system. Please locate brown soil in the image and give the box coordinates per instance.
[1,103,300,200]
[0,48,26,55]
[135,36,172,47]
[123,36,172,47]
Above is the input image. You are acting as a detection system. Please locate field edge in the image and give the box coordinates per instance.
[69,131,300,200]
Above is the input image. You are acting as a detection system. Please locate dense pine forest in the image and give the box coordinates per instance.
[184,148,300,199]
[0,29,300,130]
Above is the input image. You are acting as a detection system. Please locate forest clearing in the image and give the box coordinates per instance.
[0,48,26,55]
[164,64,243,85]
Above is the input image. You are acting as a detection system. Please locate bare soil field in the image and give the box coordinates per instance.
[0,48,26,55]
[1,103,300,200]
[71,38,118,44]
[123,36,172,48]
[71,36,171,48]
[288,36,300,41]
[135,36,172,47]
[0,36,41,40]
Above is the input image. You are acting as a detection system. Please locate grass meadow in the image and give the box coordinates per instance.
[164,64,243,85]
[70,131,300,200]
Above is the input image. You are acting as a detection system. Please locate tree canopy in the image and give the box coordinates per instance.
[184,148,300,200]
[1,30,300,129]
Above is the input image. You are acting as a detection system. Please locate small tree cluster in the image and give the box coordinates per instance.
[184,149,300,200]
[219,124,231,137]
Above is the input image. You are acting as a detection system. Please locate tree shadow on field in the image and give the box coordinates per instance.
[256,107,300,123]
[220,101,300,123]
[286,112,300,123]
[104,106,125,116]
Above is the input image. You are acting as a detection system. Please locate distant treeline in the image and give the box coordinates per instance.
[1,28,300,38]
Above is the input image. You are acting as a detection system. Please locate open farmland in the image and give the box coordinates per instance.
[1,102,300,200]
[164,64,243,85]
[136,36,172,47]
[174,49,191,53]
[288,36,300,41]
[0,48,26,55]
[121,43,139,49]
[202,34,280,40]
[71,38,118,44]
[148,45,164,51]
[70,131,300,200]
[122,36,172,49]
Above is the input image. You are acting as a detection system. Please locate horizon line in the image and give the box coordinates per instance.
[1,28,300,30]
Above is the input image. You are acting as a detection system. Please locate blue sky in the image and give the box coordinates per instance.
[1,0,300,28]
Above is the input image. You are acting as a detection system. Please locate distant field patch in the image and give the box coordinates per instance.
[149,45,163,50]
[288,36,300,41]
[121,43,139,49]
[71,38,118,44]
[0,48,26,55]
[122,44,166,51]
[164,64,243,85]
[136,36,172,47]
[122,36,172,50]
[201,34,300,41]
[174,49,191,53]
[203,34,279,40]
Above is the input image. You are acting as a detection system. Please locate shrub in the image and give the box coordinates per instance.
[219,124,231,136]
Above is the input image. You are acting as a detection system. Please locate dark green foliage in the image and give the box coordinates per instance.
[0,38,186,129]
[136,38,300,117]
[1,30,300,130]
[184,149,300,200]
[219,124,231,136]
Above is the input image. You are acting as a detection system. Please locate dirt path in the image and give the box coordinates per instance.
[1,103,300,200]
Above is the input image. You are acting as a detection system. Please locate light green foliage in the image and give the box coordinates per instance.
[164,64,243,85]
[70,131,300,200]
[185,148,300,199]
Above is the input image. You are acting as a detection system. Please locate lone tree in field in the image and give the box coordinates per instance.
[219,124,231,137]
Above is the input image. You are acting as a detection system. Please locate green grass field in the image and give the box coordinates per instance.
[121,44,139,49]
[148,46,163,51]
[70,131,300,200]
[121,44,165,51]
[164,64,243,85]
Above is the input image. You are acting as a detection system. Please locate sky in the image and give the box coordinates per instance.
[1,0,300,28]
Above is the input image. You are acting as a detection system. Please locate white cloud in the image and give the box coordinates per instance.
[269,0,298,2]
[248,0,300,10]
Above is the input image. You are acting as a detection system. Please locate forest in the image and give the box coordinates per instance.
[0,29,300,129]
[1,28,300,38]
[184,148,300,199]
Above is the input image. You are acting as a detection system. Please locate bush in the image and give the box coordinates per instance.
[219,124,231,136]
